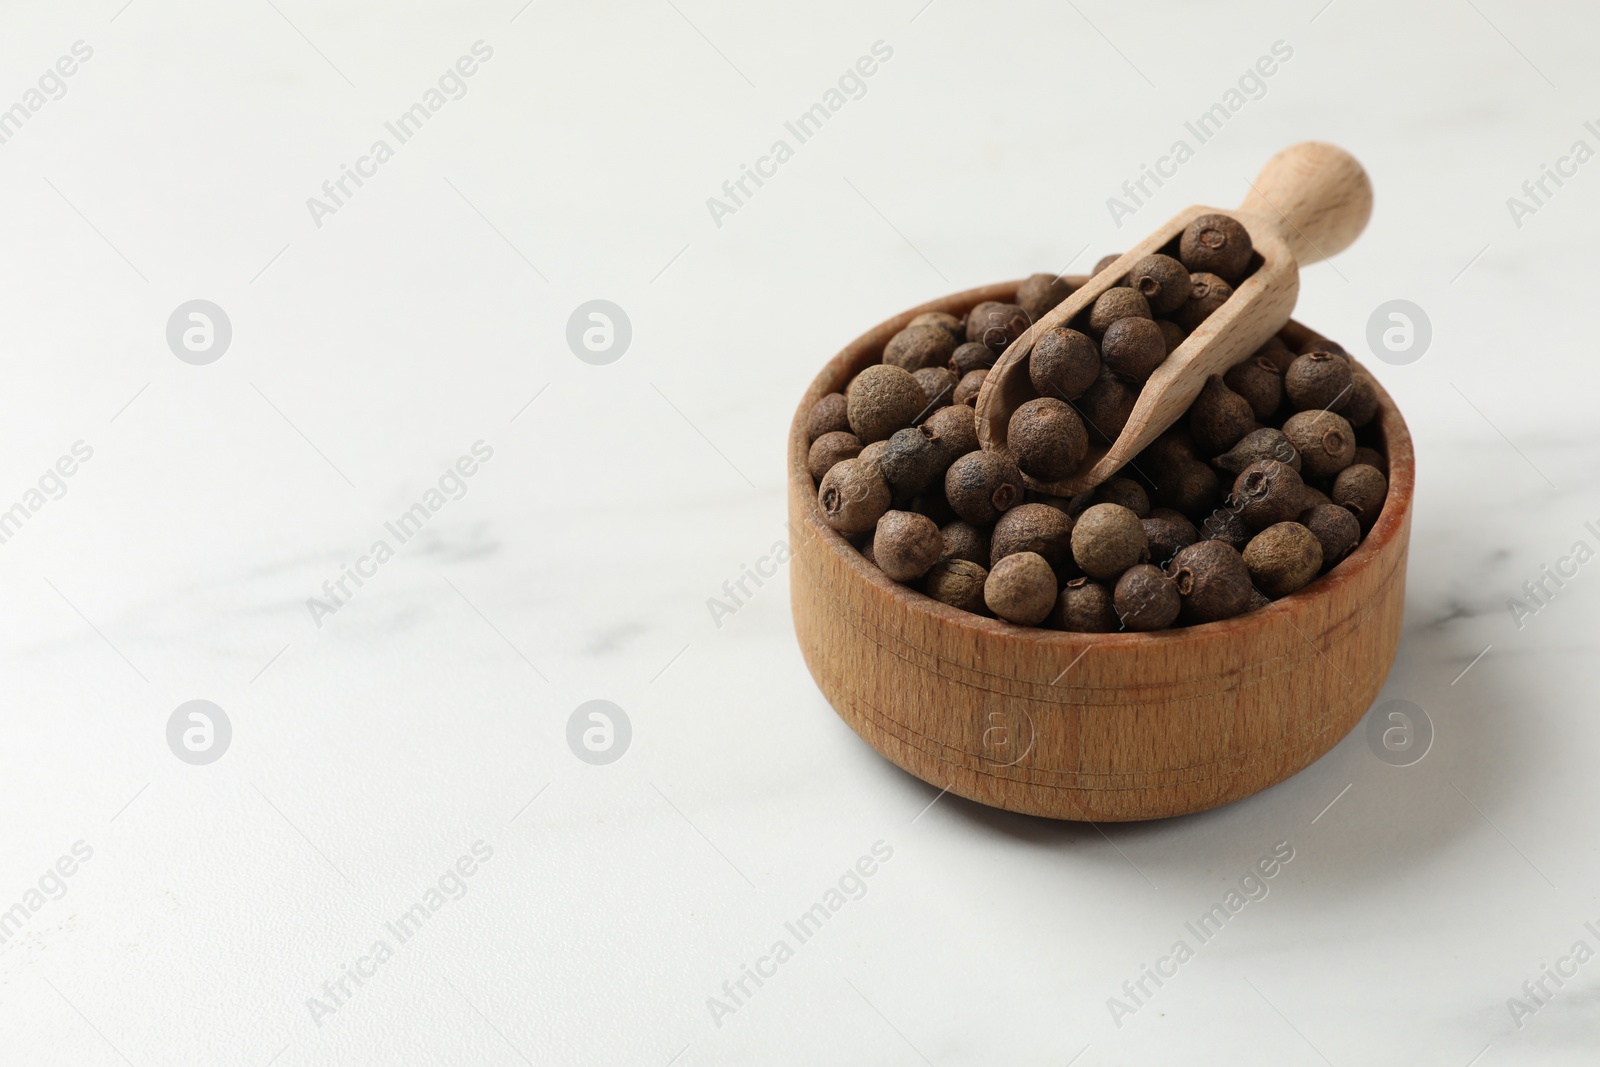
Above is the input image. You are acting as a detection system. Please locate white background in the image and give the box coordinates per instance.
[2,1,1597,1064]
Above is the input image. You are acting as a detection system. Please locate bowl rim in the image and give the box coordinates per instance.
[788,277,1415,648]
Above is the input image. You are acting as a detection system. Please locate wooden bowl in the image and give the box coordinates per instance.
[789,280,1413,822]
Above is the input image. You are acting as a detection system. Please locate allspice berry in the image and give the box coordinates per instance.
[1101,317,1168,383]
[1199,506,1252,550]
[912,367,957,408]
[879,426,949,496]
[1142,509,1198,565]
[1166,539,1252,623]
[807,392,850,442]
[1223,356,1283,420]
[992,503,1077,581]
[1254,336,1296,373]
[1282,410,1355,479]
[847,364,925,443]
[967,301,1030,355]
[1189,375,1255,455]
[1173,273,1233,331]
[953,369,987,407]
[985,551,1058,625]
[1092,253,1122,275]
[1179,213,1253,283]
[1156,319,1187,355]
[921,404,978,464]
[1284,352,1352,412]
[807,430,862,482]
[945,451,1023,525]
[1009,397,1088,481]
[858,438,888,470]
[1232,459,1306,531]
[1115,564,1181,631]
[818,458,891,533]
[1016,273,1074,322]
[1078,374,1137,444]
[873,510,944,582]
[1087,287,1152,335]
[1243,522,1323,598]
[1151,459,1218,517]
[1029,326,1101,401]
[1071,503,1148,580]
[1352,446,1387,475]
[1299,503,1360,571]
[1213,427,1300,476]
[923,558,988,614]
[1126,253,1191,314]
[1343,371,1380,428]
[909,310,964,342]
[1052,577,1119,632]
[940,520,991,567]
[1332,463,1388,530]
[1090,476,1151,517]
[912,490,957,528]
[949,341,994,377]
[883,324,958,372]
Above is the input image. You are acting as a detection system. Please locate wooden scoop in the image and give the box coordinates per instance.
[974,141,1373,495]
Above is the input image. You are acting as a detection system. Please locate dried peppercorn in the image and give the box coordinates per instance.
[1078,373,1137,444]
[847,364,925,443]
[1071,503,1148,580]
[1087,287,1152,335]
[1115,564,1181,631]
[949,341,995,377]
[945,451,1023,525]
[1179,213,1253,283]
[913,368,957,410]
[1092,253,1122,275]
[909,311,964,342]
[1254,336,1296,373]
[1243,521,1322,597]
[1232,459,1306,531]
[1189,375,1255,455]
[985,551,1058,625]
[1142,508,1198,565]
[1166,539,1252,623]
[940,520,991,566]
[1091,477,1151,517]
[922,404,979,464]
[1173,273,1233,331]
[1017,273,1074,322]
[1284,351,1352,412]
[880,426,949,496]
[1342,370,1379,428]
[912,490,957,528]
[1352,446,1387,475]
[819,457,891,533]
[1199,506,1252,550]
[1282,410,1355,479]
[1332,463,1387,530]
[992,503,1077,582]
[1223,356,1283,420]
[808,431,862,482]
[874,510,944,581]
[1126,253,1191,314]
[923,558,988,614]
[967,301,1030,355]
[1298,503,1360,572]
[1052,577,1119,632]
[807,392,850,442]
[1152,459,1218,517]
[1213,427,1300,476]
[1009,397,1089,481]
[1030,326,1101,401]
[953,369,987,407]
[1101,317,1168,383]
[1156,319,1187,355]
[883,324,959,372]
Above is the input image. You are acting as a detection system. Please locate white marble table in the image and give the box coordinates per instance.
[3,1,1597,1063]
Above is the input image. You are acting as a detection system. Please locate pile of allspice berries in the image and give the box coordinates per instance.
[805,212,1389,631]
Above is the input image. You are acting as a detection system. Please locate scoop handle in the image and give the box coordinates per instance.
[1237,141,1372,266]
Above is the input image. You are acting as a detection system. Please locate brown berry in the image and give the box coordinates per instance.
[1091,477,1150,517]
[1030,326,1101,401]
[1166,539,1252,623]
[1173,273,1233,331]
[922,404,978,464]
[847,364,925,443]
[807,431,862,482]
[1071,503,1147,580]
[1156,319,1187,355]
[940,520,991,566]
[1224,356,1283,420]
[880,426,948,497]
[1052,577,1118,632]
[1284,352,1352,412]
[912,367,958,409]
[966,301,1030,355]
[1199,506,1252,550]
[1213,427,1300,476]
[883,324,958,372]
[909,311,964,342]
[923,558,988,614]
[1343,370,1380,428]
[807,392,850,442]
[1189,375,1255,455]
[912,490,957,527]
[1101,317,1167,383]
[819,458,891,533]
[945,451,1023,525]
[1009,397,1088,481]
[1299,503,1360,571]
[984,551,1057,625]
[1115,564,1181,631]
[992,503,1077,582]
[1078,374,1137,444]
[1282,410,1355,479]
[874,510,943,581]
[1332,463,1388,530]
[858,439,888,470]
[1151,460,1218,517]
[1087,287,1151,336]
[1016,273,1074,322]
[1352,446,1387,475]
[949,341,995,377]
[953,369,987,407]
[1254,336,1296,373]
[1243,522,1323,598]
[1126,253,1191,315]
[1142,509,1198,565]
[1092,253,1122,275]
[1179,213,1253,283]
[1232,459,1306,531]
